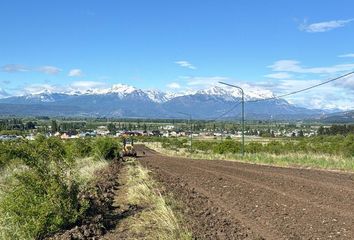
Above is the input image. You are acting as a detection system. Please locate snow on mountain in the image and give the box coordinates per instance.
[145,90,170,103]
[66,84,137,96]
[23,89,58,102]
[196,85,275,101]
[6,83,277,104]
[0,83,324,119]
[109,84,137,95]
[241,84,275,100]
[26,94,55,103]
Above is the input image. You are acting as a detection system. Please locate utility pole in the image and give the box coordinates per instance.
[218,82,245,156]
[178,112,193,152]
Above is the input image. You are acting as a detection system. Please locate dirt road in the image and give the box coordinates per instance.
[137,145,354,240]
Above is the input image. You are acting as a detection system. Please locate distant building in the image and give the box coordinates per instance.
[26,134,36,141]
[0,135,21,141]
[96,126,110,136]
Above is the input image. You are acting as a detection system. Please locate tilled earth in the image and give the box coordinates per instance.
[45,160,128,240]
[137,145,354,240]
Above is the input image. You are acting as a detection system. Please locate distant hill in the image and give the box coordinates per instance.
[318,110,354,123]
[0,84,326,120]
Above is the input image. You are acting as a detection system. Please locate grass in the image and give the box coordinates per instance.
[116,158,192,240]
[145,142,354,172]
[74,157,109,187]
[0,157,108,240]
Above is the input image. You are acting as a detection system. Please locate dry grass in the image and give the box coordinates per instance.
[117,159,192,240]
[145,142,354,172]
[74,157,109,186]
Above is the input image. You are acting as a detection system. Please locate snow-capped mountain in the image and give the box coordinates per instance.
[0,83,324,119]
[13,84,277,103]
[196,85,275,101]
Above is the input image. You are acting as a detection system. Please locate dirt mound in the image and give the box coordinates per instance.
[46,161,123,240]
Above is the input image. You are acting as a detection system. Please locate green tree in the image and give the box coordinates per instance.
[107,123,117,135]
[51,120,59,133]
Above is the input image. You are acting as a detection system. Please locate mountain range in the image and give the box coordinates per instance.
[318,110,354,123]
[0,84,334,120]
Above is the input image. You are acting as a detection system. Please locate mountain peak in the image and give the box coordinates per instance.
[8,83,277,103]
[196,85,275,101]
[0,83,324,119]
[110,84,137,94]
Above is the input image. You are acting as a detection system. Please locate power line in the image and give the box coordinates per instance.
[212,71,354,120]
[249,71,354,103]
[212,101,241,121]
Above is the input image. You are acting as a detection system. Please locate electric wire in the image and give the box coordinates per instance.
[212,71,354,120]
[212,101,242,121]
[248,71,354,103]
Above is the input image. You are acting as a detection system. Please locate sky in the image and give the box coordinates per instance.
[0,0,354,110]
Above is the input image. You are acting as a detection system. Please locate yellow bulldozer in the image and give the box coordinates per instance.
[121,137,137,157]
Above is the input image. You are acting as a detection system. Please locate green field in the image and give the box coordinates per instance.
[142,135,354,171]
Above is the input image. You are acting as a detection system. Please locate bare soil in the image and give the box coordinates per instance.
[45,160,138,240]
[137,145,354,240]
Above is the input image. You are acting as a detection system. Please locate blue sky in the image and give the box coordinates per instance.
[0,0,354,109]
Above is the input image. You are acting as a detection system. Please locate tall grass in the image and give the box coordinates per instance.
[145,142,354,171]
[74,157,109,187]
[118,159,192,240]
[0,137,120,239]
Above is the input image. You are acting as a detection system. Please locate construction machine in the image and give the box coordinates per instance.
[121,137,137,157]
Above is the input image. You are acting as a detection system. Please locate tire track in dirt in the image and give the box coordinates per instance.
[189,164,354,238]
[156,167,280,240]
[204,159,354,194]
[137,145,354,240]
[191,162,354,215]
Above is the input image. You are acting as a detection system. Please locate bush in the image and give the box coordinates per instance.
[0,170,83,239]
[213,140,241,154]
[340,134,354,157]
[192,140,216,152]
[93,137,121,160]
[158,134,354,158]
[66,138,93,158]
[0,137,87,239]
[264,141,283,154]
[161,138,188,150]
[246,142,263,153]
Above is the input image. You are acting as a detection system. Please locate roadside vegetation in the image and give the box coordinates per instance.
[0,136,120,239]
[143,134,354,171]
[115,158,192,240]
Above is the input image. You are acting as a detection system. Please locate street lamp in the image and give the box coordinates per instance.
[177,112,193,152]
[218,82,245,156]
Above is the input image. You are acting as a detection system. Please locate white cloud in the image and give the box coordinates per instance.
[264,72,292,79]
[175,60,196,70]
[70,81,106,89]
[0,88,9,98]
[268,60,303,72]
[268,60,354,74]
[185,76,229,86]
[274,79,322,92]
[37,66,62,75]
[24,84,60,94]
[166,82,181,89]
[299,19,353,33]
[1,64,62,75]
[1,64,29,73]
[338,53,354,58]
[68,69,83,77]
[268,78,354,110]
[336,74,354,90]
